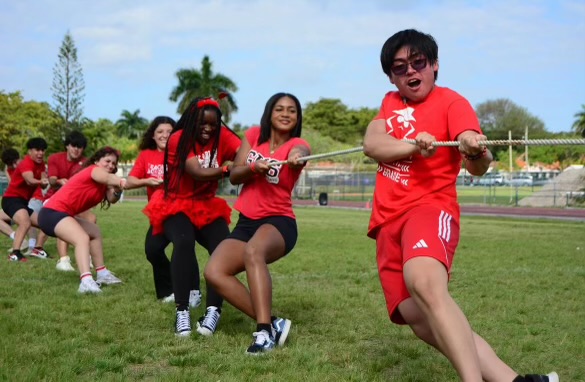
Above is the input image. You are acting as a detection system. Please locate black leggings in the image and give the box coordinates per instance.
[146,213,229,308]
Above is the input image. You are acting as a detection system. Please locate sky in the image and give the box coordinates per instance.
[1,0,584,135]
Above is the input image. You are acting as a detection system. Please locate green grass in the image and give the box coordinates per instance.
[0,203,584,381]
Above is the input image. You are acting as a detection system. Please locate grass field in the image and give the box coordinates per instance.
[0,203,584,381]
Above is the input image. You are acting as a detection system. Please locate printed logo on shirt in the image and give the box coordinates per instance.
[379,106,418,187]
[247,150,281,184]
[412,239,429,249]
[197,150,219,169]
[147,164,164,179]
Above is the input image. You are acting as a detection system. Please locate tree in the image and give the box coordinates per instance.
[0,91,60,151]
[572,104,585,137]
[169,55,238,122]
[115,109,148,140]
[51,31,85,133]
[475,99,548,157]
[303,98,377,146]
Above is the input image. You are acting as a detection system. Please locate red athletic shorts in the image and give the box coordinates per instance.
[375,205,460,324]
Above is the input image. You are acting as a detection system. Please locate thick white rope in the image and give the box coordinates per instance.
[269,138,585,165]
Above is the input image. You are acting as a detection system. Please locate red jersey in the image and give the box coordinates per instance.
[166,127,241,200]
[46,151,86,199]
[6,166,16,179]
[234,126,310,220]
[44,165,107,216]
[368,86,481,238]
[3,155,46,200]
[129,149,165,200]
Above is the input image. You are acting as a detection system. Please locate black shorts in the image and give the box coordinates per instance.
[38,208,70,237]
[1,197,33,218]
[229,213,298,255]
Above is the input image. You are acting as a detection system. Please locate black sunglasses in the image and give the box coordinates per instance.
[390,57,428,76]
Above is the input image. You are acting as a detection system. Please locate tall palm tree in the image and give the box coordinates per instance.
[116,109,148,139]
[572,104,585,137]
[169,55,238,123]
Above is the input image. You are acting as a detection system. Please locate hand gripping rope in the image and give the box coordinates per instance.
[269,138,585,165]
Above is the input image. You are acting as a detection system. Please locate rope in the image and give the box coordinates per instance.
[269,138,585,165]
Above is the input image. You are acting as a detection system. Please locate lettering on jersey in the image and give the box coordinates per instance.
[197,150,219,169]
[378,160,411,187]
[147,163,164,179]
[246,150,281,184]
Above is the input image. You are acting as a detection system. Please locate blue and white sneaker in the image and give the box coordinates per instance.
[272,317,291,346]
[245,329,275,355]
[175,309,191,337]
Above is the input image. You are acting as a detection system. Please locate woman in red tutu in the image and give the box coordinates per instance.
[143,97,240,336]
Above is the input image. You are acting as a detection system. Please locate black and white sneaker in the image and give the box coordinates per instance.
[272,317,291,346]
[245,329,275,355]
[523,372,559,382]
[196,306,221,336]
[175,309,191,337]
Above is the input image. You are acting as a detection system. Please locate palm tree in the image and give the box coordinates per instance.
[116,109,148,139]
[169,55,238,123]
[572,104,585,137]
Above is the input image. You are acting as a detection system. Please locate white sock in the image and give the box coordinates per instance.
[29,238,36,248]
[9,232,15,240]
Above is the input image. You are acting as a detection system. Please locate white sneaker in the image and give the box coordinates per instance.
[189,290,202,308]
[56,257,76,272]
[96,271,122,285]
[161,294,175,303]
[78,278,102,294]
[29,248,50,259]
[196,307,221,336]
[175,309,191,337]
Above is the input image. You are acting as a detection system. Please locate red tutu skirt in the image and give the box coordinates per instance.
[143,190,232,235]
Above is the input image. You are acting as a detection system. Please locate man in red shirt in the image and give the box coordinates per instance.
[1,138,49,262]
[47,131,91,271]
[363,29,557,382]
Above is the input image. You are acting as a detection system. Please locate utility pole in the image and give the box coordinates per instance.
[524,125,529,172]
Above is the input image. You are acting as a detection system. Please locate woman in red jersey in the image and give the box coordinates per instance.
[127,116,200,306]
[38,147,126,294]
[204,92,310,355]
[143,98,240,337]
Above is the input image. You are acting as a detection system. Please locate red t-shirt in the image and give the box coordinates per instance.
[166,126,241,199]
[3,155,46,200]
[129,149,165,200]
[368,86,482,238]
[234,126,310,220]
[44,165,107,215]
[46,152,86,199]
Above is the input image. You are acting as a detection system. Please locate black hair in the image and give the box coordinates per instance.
[380,29,439,81]
[82,146,121,209]
[164,98,223,196]
[258,93,303,145]
[26,137,48,150]
[139,116,177,151]
[1,148,20,167]
[64,130,88,149]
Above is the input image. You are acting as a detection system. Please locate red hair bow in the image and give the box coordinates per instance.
[197,98,220,109]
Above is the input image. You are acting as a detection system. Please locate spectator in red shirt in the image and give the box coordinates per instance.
[47,131,92,271]
[205,92,310,354]
[1,138,49,262]
[38,147,126,293]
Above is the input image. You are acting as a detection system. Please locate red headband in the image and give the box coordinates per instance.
[197,98,220,109]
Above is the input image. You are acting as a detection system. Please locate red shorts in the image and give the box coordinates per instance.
[375,205,460,324]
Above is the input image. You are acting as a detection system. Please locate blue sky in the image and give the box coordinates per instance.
[1,0,584,135]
